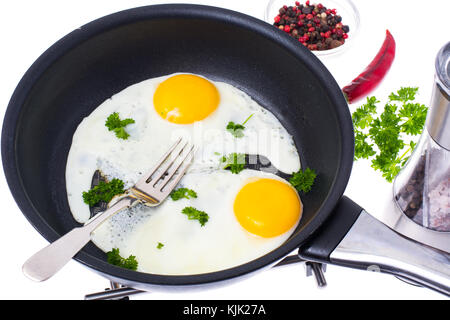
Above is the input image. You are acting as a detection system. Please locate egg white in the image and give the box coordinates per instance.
[65,73,302,275]
[91,169,300,275]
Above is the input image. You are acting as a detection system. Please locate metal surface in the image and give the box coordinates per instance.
[22,139,193,282]
[427,42,450,150]
[131,138,194,206]
[85,286,145,300]
[427,82,450,151]
[330,210,450,296]
[305,262,327,287]
[22,196,137,282]
[84,255,328,300]
[380,194,450,253]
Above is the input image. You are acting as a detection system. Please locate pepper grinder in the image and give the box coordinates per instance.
[391,42,450,250]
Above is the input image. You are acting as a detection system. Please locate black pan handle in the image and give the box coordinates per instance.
[298,196,450,296]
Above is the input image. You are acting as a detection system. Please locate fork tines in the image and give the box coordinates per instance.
[132,138,195,204]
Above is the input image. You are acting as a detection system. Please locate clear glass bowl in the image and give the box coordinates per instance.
[264,0,360,57]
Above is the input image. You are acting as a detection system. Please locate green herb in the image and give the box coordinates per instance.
[221,153,246,174]
[170,187,198,201]
[388,87,418,102]
[226,114,254,138]
[106,248,138,271]
[289,168,317,193]
[398,103,428,135]
[82,178,125,206]
[157,242,164,249]
[352,88,428,182]
[352,96,378,129]
[354,131,376,160]
[182,207,209,227]
[105,112,135,140]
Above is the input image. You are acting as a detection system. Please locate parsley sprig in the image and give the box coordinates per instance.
[289,168,317,193]
[82,178,125,206]
[105,112,135,140]
[182,207,209,227]
[170,188,198,201]
[226,114,254,138]
[353,87,428,182]
[106,248,138,270]
[221,153,246,174]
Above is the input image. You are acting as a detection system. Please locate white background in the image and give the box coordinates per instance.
[0,0,448,300]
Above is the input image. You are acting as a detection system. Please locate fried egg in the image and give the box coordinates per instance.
[91,169,302,275]
[65,73,302,274]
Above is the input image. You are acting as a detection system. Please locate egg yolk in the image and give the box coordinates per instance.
[234,178,302,238]
[153,74,220,124]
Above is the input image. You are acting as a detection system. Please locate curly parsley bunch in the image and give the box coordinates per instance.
[352,87,428,182]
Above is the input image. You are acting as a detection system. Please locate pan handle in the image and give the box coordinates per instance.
[298,196,450,296]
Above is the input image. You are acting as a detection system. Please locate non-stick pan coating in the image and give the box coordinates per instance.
[2,4,353,290]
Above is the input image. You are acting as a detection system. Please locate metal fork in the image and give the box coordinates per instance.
[22,138,195,282]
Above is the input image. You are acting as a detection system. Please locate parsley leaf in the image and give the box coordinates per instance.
[221,153,246,174]
[399,103,428,135]
[388,87,418,102]
[226,114,253,138]
[369,104,404,159]
[289,168,317,193]
[352,96,379,129]
[157,242,164,249]
[351,87,428,183]
[105,112,135,140]
[170,187,198,201]
[82,178,125,206]
[354,130,376,160]
[181,207,209,226]
[106,248,138,270]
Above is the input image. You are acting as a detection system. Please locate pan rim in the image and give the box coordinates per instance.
[1,3,354,288]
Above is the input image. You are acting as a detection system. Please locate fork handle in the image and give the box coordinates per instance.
[22,197,135,282]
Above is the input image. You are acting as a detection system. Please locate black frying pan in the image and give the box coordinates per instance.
[2,4,447,294]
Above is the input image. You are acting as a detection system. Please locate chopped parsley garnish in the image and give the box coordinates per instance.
[105,112,135,140]
[226,114,254,138]
[106,248,138,271]
[289,168,317,193]
[157,242,164,249]
[82,178,125,206]
[352,87,428,182]
[170,188,198,201]
[182,207,209,227]
[221,153,246,174]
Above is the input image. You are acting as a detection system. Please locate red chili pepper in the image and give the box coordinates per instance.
[342,30,396,104]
